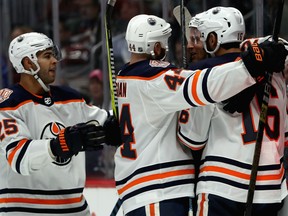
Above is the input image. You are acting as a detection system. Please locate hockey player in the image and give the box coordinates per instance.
[187,12,208,64]
[177,7,288,216]
[0,32,121,215]
[182,6,246,213]
[113,14,287,216]
[188,7,245,70]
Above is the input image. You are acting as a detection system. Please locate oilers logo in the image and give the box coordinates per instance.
[40,122,71,165]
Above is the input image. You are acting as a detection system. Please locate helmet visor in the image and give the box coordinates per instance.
[52,45,62,61]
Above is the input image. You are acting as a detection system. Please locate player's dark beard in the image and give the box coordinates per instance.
[206,41,213,52]
[154,48,166,60]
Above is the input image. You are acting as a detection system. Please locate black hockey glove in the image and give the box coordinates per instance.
[103,115,122,147]
[223,84,259,114]
[241,40,288,82]
[50,120,106,159]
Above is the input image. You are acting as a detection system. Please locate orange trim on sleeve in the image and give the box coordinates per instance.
[7,139,28,166]
[118,169,194,195]
[0,195,83,205]
[191,70,205,106]
[201,165,284,181]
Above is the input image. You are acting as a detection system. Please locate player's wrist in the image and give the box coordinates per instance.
[49,128,75,159]
[48,139,57,160]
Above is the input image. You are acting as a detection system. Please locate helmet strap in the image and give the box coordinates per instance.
[33,73,50,92]
[27,60,50,92]
[203,40,220,57]
[150,50,156,59]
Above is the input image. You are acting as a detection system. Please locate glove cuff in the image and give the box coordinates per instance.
[50,128,73,159]
[241,43,265,83]
[58,128,70,152]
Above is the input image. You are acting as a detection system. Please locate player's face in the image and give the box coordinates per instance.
[36,49,58,84]
[187,27,207,63]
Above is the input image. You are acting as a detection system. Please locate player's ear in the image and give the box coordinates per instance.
[207,32,217,50]
[153,42,162,56]
[22,57,36,71]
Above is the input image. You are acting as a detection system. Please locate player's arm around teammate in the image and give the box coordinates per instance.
[114,14,287,216]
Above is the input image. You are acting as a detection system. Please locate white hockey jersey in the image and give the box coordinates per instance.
[0,84,108,215]
[177,72,288,203]
[114,59,257,214]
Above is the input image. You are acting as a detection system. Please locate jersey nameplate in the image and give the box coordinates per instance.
[149,60,170,68]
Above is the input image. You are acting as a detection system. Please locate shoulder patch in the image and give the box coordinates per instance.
[149,60,170,68]
[0,88,13,103]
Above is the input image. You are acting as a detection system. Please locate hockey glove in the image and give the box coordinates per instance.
[223,84,259,114]
[50,120,106,159]
[103,115,122,147]
[241,40,288,82]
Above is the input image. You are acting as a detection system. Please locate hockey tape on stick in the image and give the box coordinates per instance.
[244,1,285,216]
[110,198,122,216]
[105,0,118,118]
[173,5,192,42]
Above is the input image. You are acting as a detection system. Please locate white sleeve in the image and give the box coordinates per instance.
[80,102,109,125]
[0,112,54,176]
[177,105,214,150]
[147,60,256,113]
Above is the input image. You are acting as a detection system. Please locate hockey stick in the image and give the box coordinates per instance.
[179,1,192,214]
[174,3,193,215]
[180,0,187,69]
[105,1,123,215]
[244,1,285,215]
[110,197,122,216]
[105,0,118,119]
[172,5,192,47]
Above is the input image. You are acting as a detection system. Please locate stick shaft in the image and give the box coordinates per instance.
[244,1,284,215]
[106,2,122,215]
[105,0,118,118]
[180,0,187,69]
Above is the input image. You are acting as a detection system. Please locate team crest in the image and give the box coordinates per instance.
[0,88,13,103]
[149,60,170,68]
[41,122,71,165]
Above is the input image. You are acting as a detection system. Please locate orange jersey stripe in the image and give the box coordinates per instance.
[200,165,284,181]
[0,99,84,111]
[150,203,155,216]
[54,99,84,105]
[0,196,82,205]
[117,69,171,81]
[199,193,206,216]
[118,169,194,195]
[0,100,34,111]
[7,139,28,165]
[191,70,205,106]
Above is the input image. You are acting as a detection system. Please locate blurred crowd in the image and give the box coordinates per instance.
[1,0,287,181]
